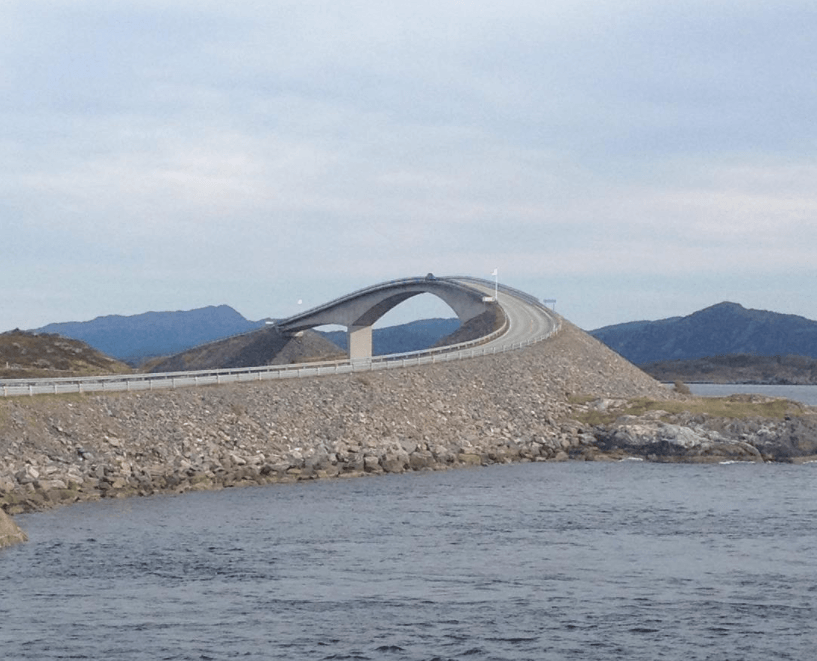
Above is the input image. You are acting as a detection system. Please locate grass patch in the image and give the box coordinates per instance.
[574,394,804,426]
[567,394,597,406]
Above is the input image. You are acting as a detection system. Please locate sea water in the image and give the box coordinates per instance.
[688,383,817,407]
[3,460,817,660]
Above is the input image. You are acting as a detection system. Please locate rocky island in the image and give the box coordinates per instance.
[2,321,816,531]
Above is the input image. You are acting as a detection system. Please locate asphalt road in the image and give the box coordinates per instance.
[450,278,559,350]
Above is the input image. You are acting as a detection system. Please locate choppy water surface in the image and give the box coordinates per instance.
[688,383,817,406]
[3,461,817,660]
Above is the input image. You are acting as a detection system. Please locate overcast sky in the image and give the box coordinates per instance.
[3,0,816,332]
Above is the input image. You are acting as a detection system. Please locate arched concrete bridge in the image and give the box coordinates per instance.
[1,276,560,396]
[275,275,493,360]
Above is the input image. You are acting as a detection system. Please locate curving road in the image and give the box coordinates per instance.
[450,277,559,350]
[1,277,560,397]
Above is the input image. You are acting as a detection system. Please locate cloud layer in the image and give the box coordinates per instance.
[3,1,816,330]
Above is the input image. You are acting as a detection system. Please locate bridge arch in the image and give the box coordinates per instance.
[275,276,491,359]
[370,292,460,332]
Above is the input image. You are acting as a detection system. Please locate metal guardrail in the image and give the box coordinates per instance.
[448,275,549,310]
[1,278,558,397]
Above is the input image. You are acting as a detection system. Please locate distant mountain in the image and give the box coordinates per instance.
[590,302,817,365]
[36,305,265,364]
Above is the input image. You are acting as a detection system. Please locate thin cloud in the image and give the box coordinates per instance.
[2,1,816,330]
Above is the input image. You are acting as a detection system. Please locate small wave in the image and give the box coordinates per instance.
[619,457,644,462]
[486,636,539,643]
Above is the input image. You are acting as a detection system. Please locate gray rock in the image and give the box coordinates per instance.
[363,455,382,473]
[0,509,27,547]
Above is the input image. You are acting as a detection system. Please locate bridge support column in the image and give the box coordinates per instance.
[348,324,373,360]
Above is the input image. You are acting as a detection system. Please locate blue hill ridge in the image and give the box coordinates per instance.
[36,305,265,364]
[590,301,817,365]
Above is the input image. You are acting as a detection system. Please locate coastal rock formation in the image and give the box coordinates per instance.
[571,393,817,463]
[591,414,817,462]
[2,321,815,516]
[0,508,27,547]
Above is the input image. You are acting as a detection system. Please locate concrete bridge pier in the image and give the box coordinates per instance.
[348,324,374,360]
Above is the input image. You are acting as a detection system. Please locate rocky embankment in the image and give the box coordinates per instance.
[2,321,816,519]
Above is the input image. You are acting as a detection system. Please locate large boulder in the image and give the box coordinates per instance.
[0,509,28,548]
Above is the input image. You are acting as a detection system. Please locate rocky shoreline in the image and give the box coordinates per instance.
[576,396,817,463]
[3,322,817,525]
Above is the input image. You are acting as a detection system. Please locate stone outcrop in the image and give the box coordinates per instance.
[0,508,27,547]
[590,407,817,463]
[2,320,815,516]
